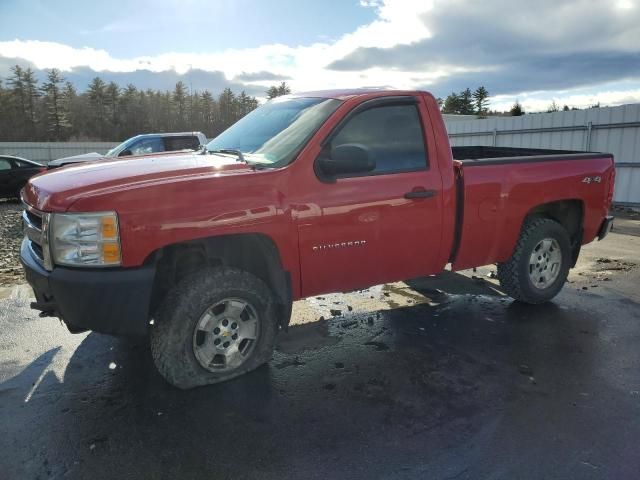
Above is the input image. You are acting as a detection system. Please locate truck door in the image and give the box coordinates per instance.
[296,95,444,297]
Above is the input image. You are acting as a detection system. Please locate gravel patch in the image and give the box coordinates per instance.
[0,199,24,286]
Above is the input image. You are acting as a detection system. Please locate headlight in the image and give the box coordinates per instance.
[50,212,121,267]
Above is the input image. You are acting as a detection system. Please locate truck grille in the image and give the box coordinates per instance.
[22,203,52,270]
[24,209,43,230]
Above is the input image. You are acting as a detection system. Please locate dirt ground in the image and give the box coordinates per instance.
[0,200,24,286]
[1,206,639,479]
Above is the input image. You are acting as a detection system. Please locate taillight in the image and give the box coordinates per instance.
[607,165,615,207]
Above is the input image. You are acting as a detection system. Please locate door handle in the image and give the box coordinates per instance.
[404,189,437,199]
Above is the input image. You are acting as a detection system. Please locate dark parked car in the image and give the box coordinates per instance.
[47,132,208,168]
[0,155,45,199]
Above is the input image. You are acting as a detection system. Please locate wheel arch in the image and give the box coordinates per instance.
[146,233,292,328]
[523,199,584,266]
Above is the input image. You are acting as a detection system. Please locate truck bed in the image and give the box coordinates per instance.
[452,146,605,165]
[450,147,615,271]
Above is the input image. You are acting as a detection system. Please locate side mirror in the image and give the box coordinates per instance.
[318,143,375,177]
[119,149,132,157]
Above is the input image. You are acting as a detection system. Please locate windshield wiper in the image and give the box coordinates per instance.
[208,148,246,164]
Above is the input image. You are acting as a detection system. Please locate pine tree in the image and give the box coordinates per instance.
[172,81,188,130]
[188,91,202,131]
[510,100,524,116]
[7,65,40,140]
[237,91,258,117]
[162,91,173,131]
[218,88,237,129]
[472,86,490,117]
[442,92,461,114]
[62,82,77,115]
[8,65,26,113]
[277,82,291,97]
[62,82,82,139]
[138,89,151,132]
[459,88,474,115]
[23,68,40,139]
[105,81,120,139]
[266,81,291,99]
[200,90,218,136]
[266,86,278,99]
[0,79,7,140]
[41,69,71,140]
[119,84,139,138]
[87,77,107,139]
[145,89,161,132]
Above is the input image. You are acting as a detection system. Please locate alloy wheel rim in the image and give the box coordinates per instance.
[528,238,562,289]
[192,297,260,373]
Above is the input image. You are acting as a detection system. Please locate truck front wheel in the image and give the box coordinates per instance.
[497,217,571,304]
[150,267,278,389]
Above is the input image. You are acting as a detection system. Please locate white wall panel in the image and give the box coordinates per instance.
[0,142,118,163]
[446,104,640,205]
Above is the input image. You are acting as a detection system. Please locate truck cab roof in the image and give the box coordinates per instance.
[288,88,429,100]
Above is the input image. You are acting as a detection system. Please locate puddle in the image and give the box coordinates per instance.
[276,319,342,354]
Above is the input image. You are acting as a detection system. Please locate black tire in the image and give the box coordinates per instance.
[497,217,571,304]
[150,267,278,389]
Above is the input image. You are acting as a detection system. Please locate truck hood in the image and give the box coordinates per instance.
[23,152,254,211]
[48,151,105,167]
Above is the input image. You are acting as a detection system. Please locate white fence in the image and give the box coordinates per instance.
[0,142,118,163]
[445,104,640,206]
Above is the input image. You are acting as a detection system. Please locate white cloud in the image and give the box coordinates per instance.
[0,0,434,91]
[492,87,640,112]
[615,0,635,10]
[1,0,640,108]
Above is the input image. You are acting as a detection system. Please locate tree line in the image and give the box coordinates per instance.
[439,86,490,116]
[1,64,601,141]
[0,66,293,142]
[509,99,600,117]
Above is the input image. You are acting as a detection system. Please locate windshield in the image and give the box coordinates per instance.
[105,137,138,157]
[207,97,342,167]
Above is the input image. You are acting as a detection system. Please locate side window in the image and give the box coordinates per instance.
[14,160,29,168]
[0,159,12,170]
[331,104,428,174]
[164,136,199,151]
[129,137,165,156]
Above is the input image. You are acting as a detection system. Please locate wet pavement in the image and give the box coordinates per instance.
[1,228,639,479]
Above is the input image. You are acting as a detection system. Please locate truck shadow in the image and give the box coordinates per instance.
[405,270,508,299]
[2,271,617,479]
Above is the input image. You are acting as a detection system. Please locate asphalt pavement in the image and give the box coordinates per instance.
[1,224,639,480]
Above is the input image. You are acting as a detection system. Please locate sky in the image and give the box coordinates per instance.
[1,0,639,111]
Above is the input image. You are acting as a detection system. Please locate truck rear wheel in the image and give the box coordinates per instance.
[497,217,571,304]
[150,267,278,389]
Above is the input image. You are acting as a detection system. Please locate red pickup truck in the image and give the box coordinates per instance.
[20,89,615,388]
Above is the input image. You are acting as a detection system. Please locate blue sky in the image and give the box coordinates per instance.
[0,0,376,56]
[1,0,640,111]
